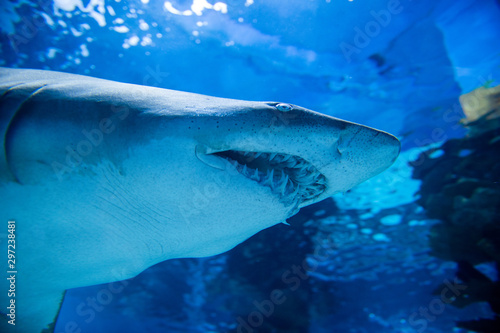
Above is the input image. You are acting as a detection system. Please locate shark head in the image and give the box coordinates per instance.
[126,97,400,259]
[194,101,400,208]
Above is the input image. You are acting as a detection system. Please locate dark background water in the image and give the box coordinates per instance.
[1,0,499,332]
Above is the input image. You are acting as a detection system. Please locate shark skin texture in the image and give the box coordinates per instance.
[0,67,400,332]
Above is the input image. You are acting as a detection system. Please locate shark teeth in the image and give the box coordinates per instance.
[213,150,327,205]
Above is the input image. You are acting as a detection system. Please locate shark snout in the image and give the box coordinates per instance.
[323,124,400,193]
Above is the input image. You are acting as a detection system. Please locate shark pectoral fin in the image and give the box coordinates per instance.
[0,290,66,333]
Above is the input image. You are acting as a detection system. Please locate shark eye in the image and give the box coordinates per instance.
[276,103,293,112]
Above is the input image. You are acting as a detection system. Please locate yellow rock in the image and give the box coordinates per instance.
[459,84,500,135]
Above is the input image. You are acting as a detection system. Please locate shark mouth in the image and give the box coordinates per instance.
[212,150,327,206]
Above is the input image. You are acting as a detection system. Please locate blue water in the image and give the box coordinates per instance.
[1,0,500,332]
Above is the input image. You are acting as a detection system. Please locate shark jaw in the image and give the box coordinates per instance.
[211,150,327,209]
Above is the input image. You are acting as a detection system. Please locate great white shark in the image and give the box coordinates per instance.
[0,67,400,332]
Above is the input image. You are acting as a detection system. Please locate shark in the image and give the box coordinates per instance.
[0,67,400,332]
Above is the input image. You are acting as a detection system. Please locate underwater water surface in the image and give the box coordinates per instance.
[1,0,500,332]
